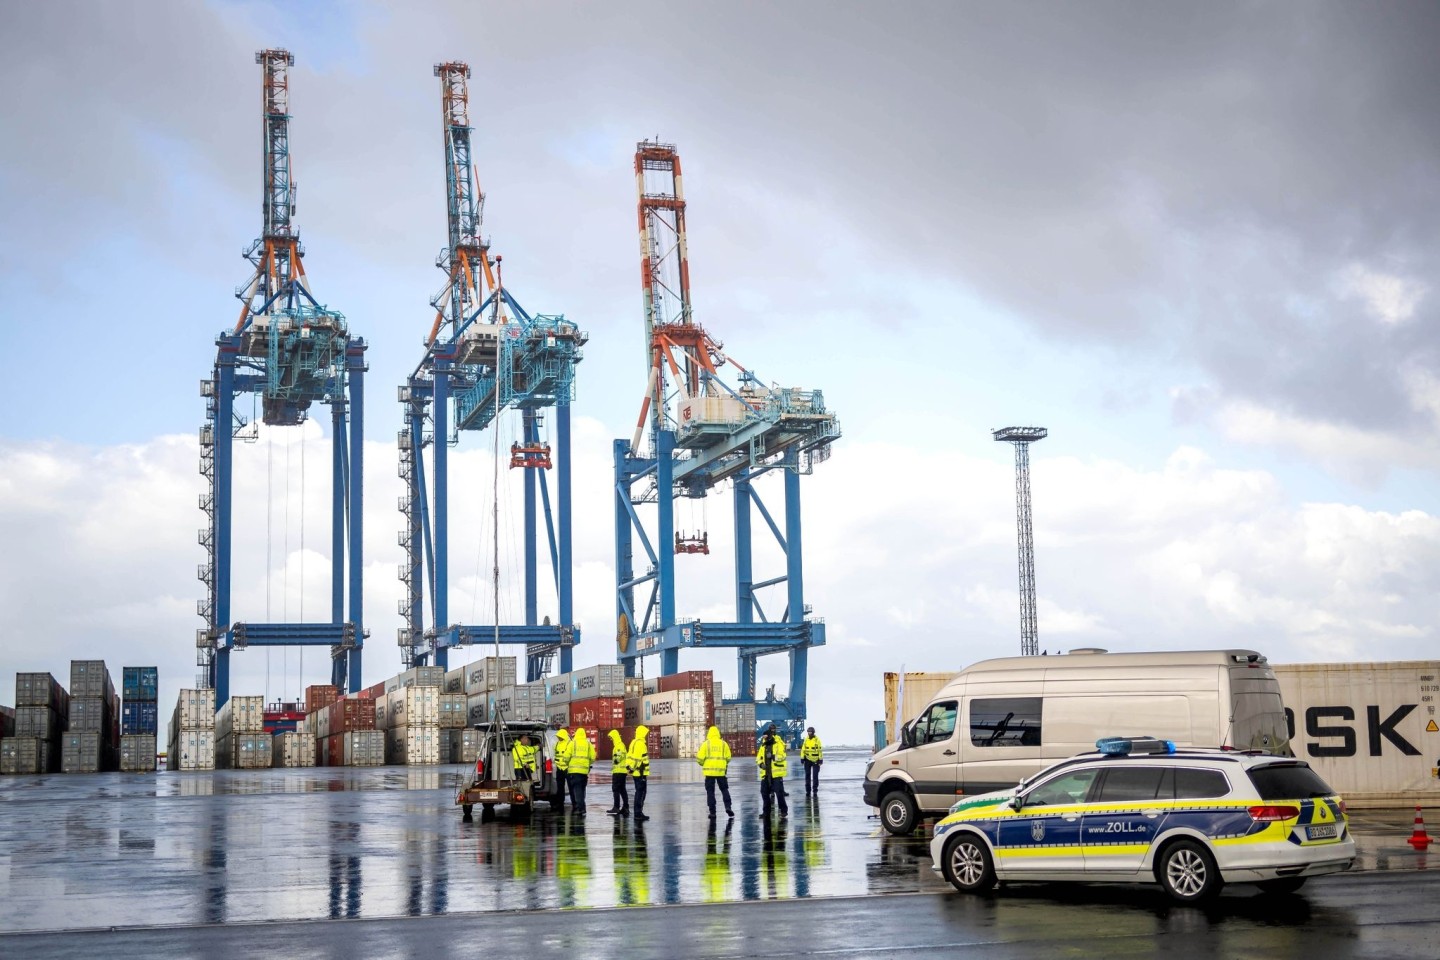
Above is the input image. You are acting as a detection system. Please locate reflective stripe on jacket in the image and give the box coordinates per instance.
[608,729,632,775]
[801,736,823,763]
[696,726,732,777]
[568,730,597,774]
[511,741,537,773]
[756,734,787,778]
[628,725,651,777]
[554,730,572,772]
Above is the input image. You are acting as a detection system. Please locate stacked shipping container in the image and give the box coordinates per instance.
[120,666,158,772]
[216,695,270,769]
[3,672,68,774]
[63,659,119,773]
[167,688,216,771]
[271,731,317,767]
[379,682,441,764]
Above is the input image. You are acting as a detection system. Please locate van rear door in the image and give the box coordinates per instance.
[1228,663,1291,755]
[905,699,960,811]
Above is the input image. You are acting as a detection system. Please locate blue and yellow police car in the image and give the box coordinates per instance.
[929,736,1356,902]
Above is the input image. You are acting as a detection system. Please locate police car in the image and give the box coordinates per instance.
[929,737,1356,902]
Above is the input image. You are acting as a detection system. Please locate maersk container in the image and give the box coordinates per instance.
[1,737,55,774]
[342,729,385,767]
[640,689,707,726]
[378,687,440,729]
[463,657,517,696]
[546,673,572,705]
[122,667,159,702]
[61,732,112,773]
[489,685,546,722]
[122,701,159,735]
[119,734,157,772]
[570,665,625,700]
[444,667,466,695]
[173,689,216,730]
[546,703,571,728]
[655,723,706,759]
[439,693,467,729]
[1274,660,1440,807]
[386,724,441,765]
[272,731,317,767]
[14,705,63,741]
[69,660,114,700]
[171,729,215,771]
[215,695,265,738]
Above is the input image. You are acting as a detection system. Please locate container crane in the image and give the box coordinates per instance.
[614,141,840,741]
[398,62,586,681]
[199,50,367,708]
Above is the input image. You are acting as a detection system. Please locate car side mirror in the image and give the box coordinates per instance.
[1009,795,1023,811]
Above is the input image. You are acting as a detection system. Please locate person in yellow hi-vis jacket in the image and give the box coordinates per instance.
[628,725,652,822]
[606,729,632,816]
[756,724,789,819]
[800,726,824,795]
[554,728,573,809]
[511,733,538,780]
[568,728,596,816]
[696,725,735,819]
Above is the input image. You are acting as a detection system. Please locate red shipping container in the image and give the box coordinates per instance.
[657,671,715,725]
[568,697,625,731]
[306,685,339,714]
[357,682,387,700]
[326,697,376,733]
[722,732,757,757]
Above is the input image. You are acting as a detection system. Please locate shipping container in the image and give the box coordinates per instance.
[614,725,662,756]
[444,728,484,765]
[400,665,446,689]
[215,695,265,737]
[272,731,317,767]
[642,677,660,696]
[217,732,271,769]
[68,698,112,735]
[439,693,468,729]
[569,697,626,731]
[61,732,114,773]
[0,705,13,738]
[16,672,68,714]
[488,684,547,722]
[722,732,758,757]
[1274,660,1440,807]
[14,705,63,741]
[881,671,956,745]
[0,737,55,774]
[545,674,572,705]
[623,677,645,700]
[386,724,441,765]
[172,689,216,730]
[122,667,159,702]
[570,665,626,700]
[463,657,517,696]
[119,734,157,772]
[377,687,440,729]
[304,684,339,714]
[545,703,571,728]
[656,723,707,759]
[170,729,216,771]
[69,660,114,700]
[359,681,387,700]
[640,689,707,726]
[337,729,385,767]
[714,702,758,734]
[444,667,466,695]
[122,701,159,735]
[657,671,715,724]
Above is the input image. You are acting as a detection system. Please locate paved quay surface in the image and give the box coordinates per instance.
[0,747,1434,956]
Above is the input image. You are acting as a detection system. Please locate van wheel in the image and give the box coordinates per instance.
[1257,877,1307,895]
[881,789,919,836]
[1158,839,1223,903]
[942,833,996,893]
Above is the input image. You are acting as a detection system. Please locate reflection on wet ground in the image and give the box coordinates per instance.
[0,749,1425,933]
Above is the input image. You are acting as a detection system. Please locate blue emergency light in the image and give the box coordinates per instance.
[1096,736,1176,756]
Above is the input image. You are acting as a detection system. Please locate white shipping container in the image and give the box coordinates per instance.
[120,734,157,772]
[640,689,707,725]
[174,689,216,730]
[546,674,572,705]
[219,732,271,769]
[439,693,468,729]
[384,674,403,695]
[272,732,317,767]
[716,701,757,733]
[642,677,660,695]
[466,693,489,727]
[343,729,386,766]
[1274,660,1440,807]
[172,730,215,771]
[444,667,466,695]
[378,686,440,729]
[546,703,571,728]
[387,724,441,765]
[215,695,265,737]
[400,665,446,689]
[490,685,547,721]
[570,664,626,700]
[655,723,707,759]
[463,656,518,696]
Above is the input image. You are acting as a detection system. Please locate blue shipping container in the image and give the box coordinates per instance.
[121,701,158,735]
[122,667,159,703]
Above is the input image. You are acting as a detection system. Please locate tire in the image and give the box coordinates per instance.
[880,789,919,836]
[462,804,474,822]
[1158,839,1223,903]
[941,832,996,894]
[1257,877,1307,895]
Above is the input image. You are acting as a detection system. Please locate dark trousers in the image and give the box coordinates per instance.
[761,775,788,816]
[704,775,733,815]
[803,759,820,793]
[568,772,588,812]
[556,769,569,807]
[611,773,630,812]
[633,774,648,815]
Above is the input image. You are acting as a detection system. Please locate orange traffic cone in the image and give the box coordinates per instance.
[1407,805,1431,851]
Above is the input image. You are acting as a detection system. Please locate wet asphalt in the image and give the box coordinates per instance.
[0,748,1435,957]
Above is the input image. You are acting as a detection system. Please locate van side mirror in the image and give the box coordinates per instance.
[900,724,914,749]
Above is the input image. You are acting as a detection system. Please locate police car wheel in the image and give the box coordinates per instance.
[881,790,919,836]
[1257,877,1307,895]
[1158,840,1222,902]
[942,833,996,893]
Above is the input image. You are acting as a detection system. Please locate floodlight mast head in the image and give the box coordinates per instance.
[992,426,1048,443]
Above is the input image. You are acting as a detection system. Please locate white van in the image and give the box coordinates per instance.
[864,649,1292,835]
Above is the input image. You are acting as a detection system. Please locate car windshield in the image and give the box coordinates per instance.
[1247,762,1335,800]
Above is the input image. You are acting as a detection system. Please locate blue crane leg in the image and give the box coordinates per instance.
[215,358,235,709]
[557,404,574,674]
[434,360,449,669]
[614,440,636,677]
[785,455,805,719]
[346,351,364,693]
[734,467,754,700]
[331,402,345,690]
[657,430,678,676]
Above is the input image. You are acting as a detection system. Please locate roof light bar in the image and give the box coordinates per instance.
[1096,736,1177,756]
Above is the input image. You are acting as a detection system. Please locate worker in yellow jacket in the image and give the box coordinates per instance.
[696,725,735,819]
[628,725,652,822]
[554,728,573,809]
[511,733,538,780]
[568,728,596,816]
[756,724,789,819]
[800,726,823,795]
[606,729,632,816]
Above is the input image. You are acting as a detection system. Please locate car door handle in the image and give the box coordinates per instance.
[1141,809,1163,819]
[1063,815,1080,822]
[943,749,956,756]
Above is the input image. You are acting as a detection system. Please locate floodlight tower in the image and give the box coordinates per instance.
[992,426,1047,657]
[614,141,841,740]
[397,62,586,681]
[198,50,367,708]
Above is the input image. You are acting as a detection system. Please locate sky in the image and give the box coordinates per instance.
[2,1,1439,746]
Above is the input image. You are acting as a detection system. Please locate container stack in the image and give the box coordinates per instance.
[167,688,216,771]
[715,701,758,757]
[120,666,159,772]
[446,727,485,765]
[3,672,68,774]
[639,688,708,758]
[488,683,547,723]
[462,657,518,725]
[305,684,339,715]
[62,660,119,773]
[438,692,468,762]
[379,683,441,764]
[309,696,379,766]
[216,695,270,769]
[271,731,317,767]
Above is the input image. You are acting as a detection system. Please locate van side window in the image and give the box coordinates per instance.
[970,697,1042,747]
[1094,766,1166,802]
[1174,768,1230,799]
[916,701,958,745]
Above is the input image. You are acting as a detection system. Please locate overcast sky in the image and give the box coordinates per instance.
[2,1,1438,744]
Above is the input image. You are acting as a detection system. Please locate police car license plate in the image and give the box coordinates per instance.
[1307,824,1338,840]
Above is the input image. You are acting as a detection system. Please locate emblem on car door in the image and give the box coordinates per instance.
[1030,820,1046,842]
